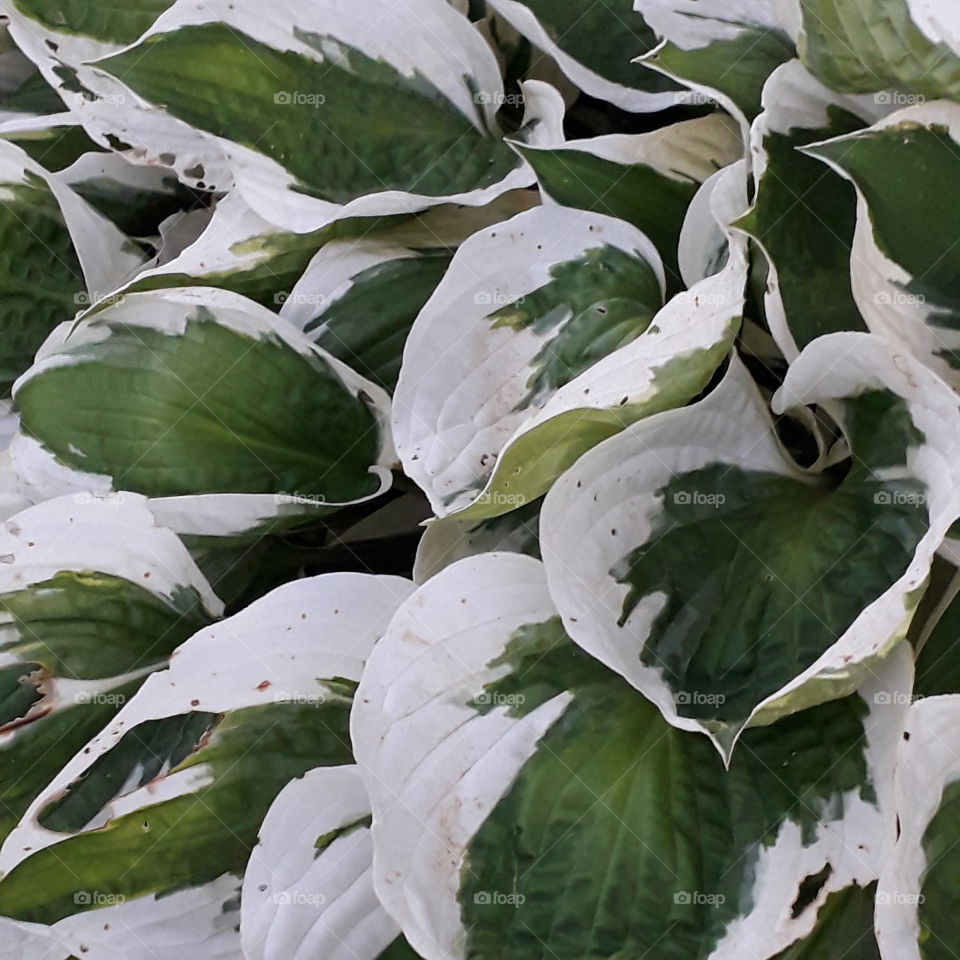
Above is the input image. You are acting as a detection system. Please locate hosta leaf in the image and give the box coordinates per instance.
[89,0,564,232]
[799,0,960,102]
[83,193,404,314]
[875,696,960,960]
[413,496,542,584]
[352,552,907,960]
[0,22,35,105]
[277,191,542,373]
[804,101,960,392]
[59,151,194,239]
[1,0,234,192]
[0,493,221,849]
[394,197,746,520]
[276,191,541,390]
[0,114,102,174]
[677,164,740,288]
[769,883,881,959]
[0,878,244,960]
[638,0,799,126]
[241,765,410,960]
[10,0,173,45]
[280,239,452,393]
[914,582,960,698]
[485,0,683,110]
[0,139,142,395]
[11,287,394,537]
[736,61,890,359]
[541,334,960,757]
[0,572,413,941]
[515,113,742,288]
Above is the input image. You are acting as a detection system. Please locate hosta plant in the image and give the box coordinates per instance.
[1,0,960,958]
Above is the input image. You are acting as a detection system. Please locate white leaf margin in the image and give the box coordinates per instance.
[393,203,677,519]
[0,0,234,193]
[0,138,143,304]
[518,110,744,201]
[0,492,222,622]
[803,100,960,391]
[0,875,242,960]
[875,694,960,960]
[353,550,911,960]
[279,238,431,333]
[10,287,396,537]
[541,331,960,759]
[241,765,400,960]
[486,0,686,112]
[637,0,801,132]
[77,193,301,317]
[744,59,893,361]
[352,552,571,960]
[0,570,414,875]
[86,0,565,233]
[399,160,746,522]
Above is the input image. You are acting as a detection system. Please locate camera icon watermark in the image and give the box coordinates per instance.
[873,490,926,507]
[874,91,926,106]
[274,91,326,107]
[74,691,127,706]
[74,291,125,309]
[674,691,725,707]
[873,691,923,706]
[274,291,328,308]
[875,890,924,905]
[275,491,327,506]
[475,691,526,708]
[674,890,725,906]
[474,290,525,308]
[673,491,726,508]
[273,891,327,906]
[474,91,524,107]
[473,890,526,906]
[873,290,925,306]
[74,891,126,907]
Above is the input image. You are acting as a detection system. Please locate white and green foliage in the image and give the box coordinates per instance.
[2,0,960,957]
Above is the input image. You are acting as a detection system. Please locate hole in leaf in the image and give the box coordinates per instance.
[790,863,833,918]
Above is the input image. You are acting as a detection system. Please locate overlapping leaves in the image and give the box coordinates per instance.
[1,0,960,958]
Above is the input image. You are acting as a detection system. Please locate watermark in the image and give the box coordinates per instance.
[474,491,528,508]
[74,291,126,309]
[672,91,717,107]
[473,891,526,906]
[275,492,327,506]
[874,490,926,507]
[273,891,326,906]
[874,691,924,706]
[73,491,128,506]
[74,891,126,906]
[673,491,726,508]
[672,291,727,307]
[271,691,329,706]
[874,291,925,307]
[474,91,524,108]
[74,691,127,706]
[67,92,126,109]
[475,691,526,708]
[674,891,725,906]
[274,91,326,107]
[274,291,328,308]
[474,290,525,308]
[875,890,924,905]
[874,91,926,106]
[675,691,725,707]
